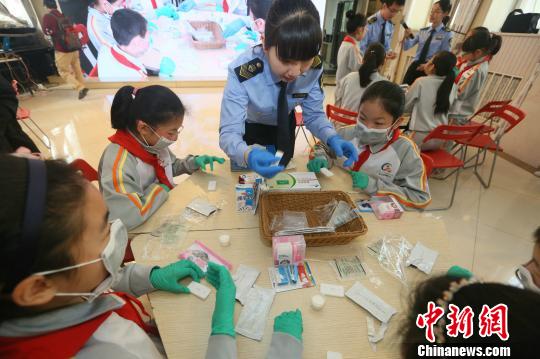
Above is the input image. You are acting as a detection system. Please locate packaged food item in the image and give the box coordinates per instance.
[272,235,306,266]
[370,196,404,220]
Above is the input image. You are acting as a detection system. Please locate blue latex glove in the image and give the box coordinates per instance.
[274,309,303,342]
[155,5,179,20]
[327,135,359,168]
[178,0,196,12]
[223,18,247,38]
[247,148,284,178]
[159,56,176,77]
[150,260,204,293]
[206,262,236,337]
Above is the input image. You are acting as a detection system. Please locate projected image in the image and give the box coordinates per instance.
[80,0,271,81]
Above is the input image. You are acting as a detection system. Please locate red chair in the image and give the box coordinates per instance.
[70,158,98,182]
[422,124,484,210]
[420,153,434,177]
[326,104,357,126]
[69,159,134,262]
[456,104,526,188]
[467,100,511,127]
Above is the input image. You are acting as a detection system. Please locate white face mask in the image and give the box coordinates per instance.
[356,121,394,146]
[141,125,175,152]
[516,265,540,293]
[33,219,128,302]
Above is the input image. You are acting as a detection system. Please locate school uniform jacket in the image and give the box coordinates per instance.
[404,74,457,149]
[335,40,362,88]
[313,125,431,208]
[99,136,199,230]
[87,7,115,52]
[97,45,147,81]
[449,57,489,123]
[335,71,386,112]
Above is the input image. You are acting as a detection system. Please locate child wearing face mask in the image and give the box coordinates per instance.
[509,227,540,293]
[308,81,431,209]
[0,156,301,358]
[449,27,502,125]
[99,85,225,230]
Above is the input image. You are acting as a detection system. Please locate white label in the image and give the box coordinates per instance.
[320,283,345,297]
[207,180,217,191]
[327,352,343,359]
[188,281,211,300]
[346,282,397,323]
[320,168,334,177]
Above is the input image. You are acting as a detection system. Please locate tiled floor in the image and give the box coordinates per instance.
[20,85,540,284]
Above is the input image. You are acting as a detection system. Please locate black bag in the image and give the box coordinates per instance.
[501,9,540,34]
[46,12,82,52]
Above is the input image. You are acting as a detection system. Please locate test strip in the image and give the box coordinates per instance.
[188,281,211,300]
[320,283,345,297]
[320,168,334,177]
[208,180,217,191]
[273,150,284,166]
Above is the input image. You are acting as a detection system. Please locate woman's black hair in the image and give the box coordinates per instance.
[534,227,540,244]
[401,275,540,358]
[247,0,273,20]
[111,85,185,132]
[382,0,406,6]
[345,11,366,34]
[43,0,57,9]
[360,80,405,120]
[0,156,87,320]
[358,42,385,88]
[431,51,457,114]
[462,26,502,57]
[264,0,322,61]
[434,0,452,25]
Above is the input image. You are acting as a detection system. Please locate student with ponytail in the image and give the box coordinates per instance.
[335,11,366,89]
[449,27,502,124]
[335,42,386,113]
[99,85,225,230]
[404,51,457,150]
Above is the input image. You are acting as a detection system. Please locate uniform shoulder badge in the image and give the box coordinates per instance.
[420,26,430,31]
[311,55,322,69]
[234,58,264,83]
[368,16,377,25]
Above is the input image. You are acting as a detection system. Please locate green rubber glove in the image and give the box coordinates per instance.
[149,260,204,293]
[307,157,328,173]
[206,261,236,337]
[195,155,226,172]
[274,309,303,342]
[348,170,369,190]
[447,265,473,279]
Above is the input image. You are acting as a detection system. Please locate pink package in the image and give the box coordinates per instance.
[178,240,233,272]
[371,196,404,220]
[272,235,306,266]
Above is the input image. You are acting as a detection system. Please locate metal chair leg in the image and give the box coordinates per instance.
[474,144,499,189]
[425,166,461,211]
[20,118,51,149]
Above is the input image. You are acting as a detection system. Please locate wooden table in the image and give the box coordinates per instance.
[130,157,452,358]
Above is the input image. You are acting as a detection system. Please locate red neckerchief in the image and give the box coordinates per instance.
[223,0,229,12]
[109,130,174,190]
[150,0,158,9]
[352,129,401,172]
[342,35,357,45]
[110,47,147,78]
[0,292,158,359]
[454,55,491,84]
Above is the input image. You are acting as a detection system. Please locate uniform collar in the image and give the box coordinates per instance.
[430,23,444,32]
[0,295,125,338]
[376,11,385,23]
[112,45,145,70]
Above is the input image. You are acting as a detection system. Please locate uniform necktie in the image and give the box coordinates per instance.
[276,81,293,163]
[418,29,435,63]
[379,21,386,46]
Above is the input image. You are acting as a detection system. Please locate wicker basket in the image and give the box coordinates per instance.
[188,21,226,50]
[259,191,368,247]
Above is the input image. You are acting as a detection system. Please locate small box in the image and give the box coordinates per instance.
[236,176,263,214]
[370,196,404,220]
[272,235,306,266]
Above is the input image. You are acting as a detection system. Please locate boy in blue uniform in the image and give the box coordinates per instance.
[402,0,453,85]
[219,0,358,178]
[359,0,405,59]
